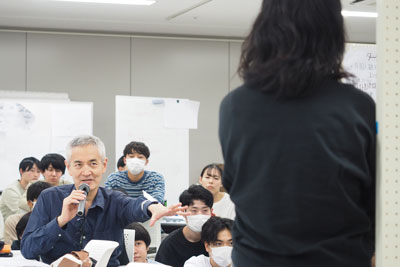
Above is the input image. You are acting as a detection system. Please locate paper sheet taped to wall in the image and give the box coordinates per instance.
[343,43,377,101]
[115,95,190,205]
[164,99,200,129]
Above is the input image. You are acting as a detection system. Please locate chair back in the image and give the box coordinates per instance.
[124,229,135,262]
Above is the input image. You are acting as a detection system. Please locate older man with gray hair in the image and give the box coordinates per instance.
[21,135,185,266]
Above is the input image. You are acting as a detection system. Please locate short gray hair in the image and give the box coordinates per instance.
[66,135,106,163]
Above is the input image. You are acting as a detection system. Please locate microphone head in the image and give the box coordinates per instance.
[78,183,90,195]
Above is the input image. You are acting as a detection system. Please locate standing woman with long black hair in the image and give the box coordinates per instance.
[219,1,375,266]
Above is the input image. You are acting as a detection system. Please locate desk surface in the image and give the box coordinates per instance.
[0,251,49,267]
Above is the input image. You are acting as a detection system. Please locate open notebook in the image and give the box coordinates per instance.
[51,240,119,267]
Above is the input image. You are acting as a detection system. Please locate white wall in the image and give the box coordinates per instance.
[376,0,400,266]
[0,32,26,91]
[229,41,242,91]
[0,31,242,186]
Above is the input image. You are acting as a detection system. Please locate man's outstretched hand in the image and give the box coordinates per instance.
[148,203,188,226]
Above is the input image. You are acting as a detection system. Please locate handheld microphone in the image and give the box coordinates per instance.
[77,183,90,217]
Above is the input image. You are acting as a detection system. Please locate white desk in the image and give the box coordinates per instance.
[0,251,49,266]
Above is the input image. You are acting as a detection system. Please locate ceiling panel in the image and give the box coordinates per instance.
[168,0,261,37]
[0,0,376,42]
[0,0,204,20]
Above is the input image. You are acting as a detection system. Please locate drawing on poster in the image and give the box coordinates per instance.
[0,102,35,133]
[343,44,376,101]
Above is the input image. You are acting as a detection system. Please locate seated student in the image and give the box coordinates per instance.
[0,157,41,221]
[11,211,32,250]
[125,222,160,264]
[4,181,51,245]
[39,153,71,186]
[199,164,235,220]
[184,217,234,267]
[105,141,165,203]
[19,154,71,213]
[117,155,127,172]
[155,185,213,267]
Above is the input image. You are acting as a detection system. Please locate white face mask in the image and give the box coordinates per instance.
[126,158,146,175]
[211,246,233,267]
[186,214,211,232]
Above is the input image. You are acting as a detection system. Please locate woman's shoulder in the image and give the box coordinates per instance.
[220,83,263,115]
[324,79,375,107]
[213,193,236,219]
[221,192,235,202]
[224,83,256,100]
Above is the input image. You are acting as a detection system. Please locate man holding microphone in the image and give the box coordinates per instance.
[21,135,185,266]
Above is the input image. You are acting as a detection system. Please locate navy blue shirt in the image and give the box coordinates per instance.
[21,184,153,266]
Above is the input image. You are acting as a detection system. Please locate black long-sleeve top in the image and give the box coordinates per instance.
[219,79,375,267]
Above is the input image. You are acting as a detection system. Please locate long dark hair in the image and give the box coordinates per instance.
[238,0,351,98]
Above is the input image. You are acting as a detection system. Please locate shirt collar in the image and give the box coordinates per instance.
[90,187,105,210]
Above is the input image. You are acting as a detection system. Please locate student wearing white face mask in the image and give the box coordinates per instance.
[105,141,165,203]
[184,217,234,267]
[156,185,214,267]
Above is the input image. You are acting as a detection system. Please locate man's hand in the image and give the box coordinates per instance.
[57,190,86,228]
[148,203,188,227]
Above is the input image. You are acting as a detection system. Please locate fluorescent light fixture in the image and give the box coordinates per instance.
[54,0,156,5]
[341,10,378,18]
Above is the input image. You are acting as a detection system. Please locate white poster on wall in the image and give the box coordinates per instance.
[115,96,190,205]
[0,100,93,190]
[343,43,377,101]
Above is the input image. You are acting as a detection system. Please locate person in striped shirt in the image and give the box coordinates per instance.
[105,141,165,203]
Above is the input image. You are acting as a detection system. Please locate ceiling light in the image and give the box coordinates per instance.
[53,0,156,5]
[341,10,378,18]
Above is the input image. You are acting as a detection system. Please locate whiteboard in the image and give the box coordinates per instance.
[343,43,377,101]
[115,96,189,205]
[0,100,93,190]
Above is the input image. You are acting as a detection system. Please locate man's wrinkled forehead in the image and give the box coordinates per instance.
[69,145,103,162]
